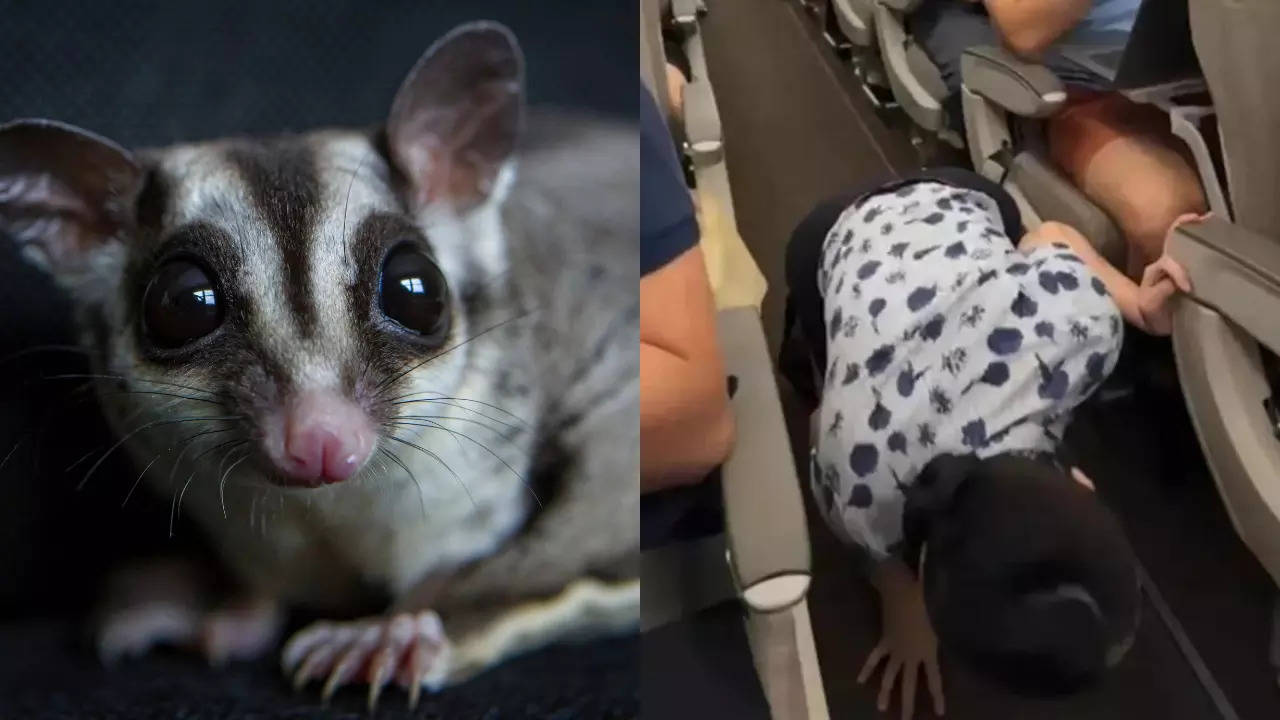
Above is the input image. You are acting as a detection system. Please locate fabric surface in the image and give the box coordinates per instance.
[0,619,638,719]
[808,178,1122,557]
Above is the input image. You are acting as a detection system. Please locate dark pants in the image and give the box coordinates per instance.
[641,465,769,720]
[781,167,1023,390]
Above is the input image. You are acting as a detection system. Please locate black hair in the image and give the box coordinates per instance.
[903,453,1141,695]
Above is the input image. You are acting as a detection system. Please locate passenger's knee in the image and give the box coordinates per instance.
[1113,178,1206,246]
[1079,136,1207,249]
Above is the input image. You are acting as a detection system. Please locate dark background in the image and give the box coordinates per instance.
[0,1,637,717]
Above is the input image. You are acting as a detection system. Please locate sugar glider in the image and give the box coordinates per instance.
[0,22,638,707]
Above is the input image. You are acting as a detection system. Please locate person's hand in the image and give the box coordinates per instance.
[665,62,687,118]
[1136,253,1192,336]
[860,568,945,720]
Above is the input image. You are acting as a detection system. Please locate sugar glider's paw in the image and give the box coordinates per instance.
[199,596,286,665]
[96,560,282,665]
[97,593,202,664]
[281,611,453,710]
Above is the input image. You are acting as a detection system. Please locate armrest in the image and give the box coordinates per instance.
[960,45,1066,118]
[682,78,724,166]
[880,0,924,11]
[1167,216,1280,355]
[671,0,700,30]
[716,307,812,613]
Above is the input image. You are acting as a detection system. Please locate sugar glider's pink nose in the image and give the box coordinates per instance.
[272,392,374,486]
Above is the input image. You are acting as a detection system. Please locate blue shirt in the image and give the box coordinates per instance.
[640,84,698,276]
[1064,0,1142,45]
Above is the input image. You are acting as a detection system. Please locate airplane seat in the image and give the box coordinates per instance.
[1162,0,1280,686]
[828,0,895,105]
[873,0,965,150]
[641,0,830,715]
[959,45,1128,267]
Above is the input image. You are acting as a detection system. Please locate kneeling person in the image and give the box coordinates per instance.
[784,168,1189,717]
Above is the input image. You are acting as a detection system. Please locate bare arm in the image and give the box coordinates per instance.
[640,244,735,492]
[861,557,945,720]
[982,0,1091,58]
[1017,221,1190,335]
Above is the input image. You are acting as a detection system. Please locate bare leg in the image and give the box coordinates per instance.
[1076,134,1207,278]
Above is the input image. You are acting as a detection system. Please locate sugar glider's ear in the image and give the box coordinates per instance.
[0,119,143,275]
[387,21,524,213]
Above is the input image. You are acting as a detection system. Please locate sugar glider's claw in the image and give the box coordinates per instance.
[292,641,340,691]
[279,610,452,708]
[404,611,450,709]
[281,620,333,674]
[322,625,379,704]
[366,615,413,711]
[367,658,392,713]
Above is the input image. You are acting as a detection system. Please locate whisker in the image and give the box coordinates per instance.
[390,416,468,459]
[30,382,96,476]
[0,344,91,365]
[121,395,194,427]
[340,150,370,268]
[41,373,230,399]
[219,451,253,520]
[100,389,225,406]
[391,412,513,440]
[64,447,100,473]
[386,396,529,429]
[382,434,472,511]
[165,426,239,493]
[121,454,166,509]
[372,309,541,397]
[384,389,523,414]
[377,446,428,522]
[391,399,527,435]
[79,415,243,492]
[126,426,239,509]
[385,419,539,509]
[0,436,26,475]
[171,439,249,536]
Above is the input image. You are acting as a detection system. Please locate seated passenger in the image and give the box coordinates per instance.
[640,83,734,493]
[912,0,1208,278]
[782,168,1191,716]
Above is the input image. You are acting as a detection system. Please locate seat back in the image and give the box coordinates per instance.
[1168,0,1280,588]
[641,0,676,130]
[873,0,963,148]
[1189,0,1280,235]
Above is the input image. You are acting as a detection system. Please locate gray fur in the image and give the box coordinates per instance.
[0,31,638,685]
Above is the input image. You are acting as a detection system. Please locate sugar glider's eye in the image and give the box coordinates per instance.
[379,242,450,342]
[142,259,223,348]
